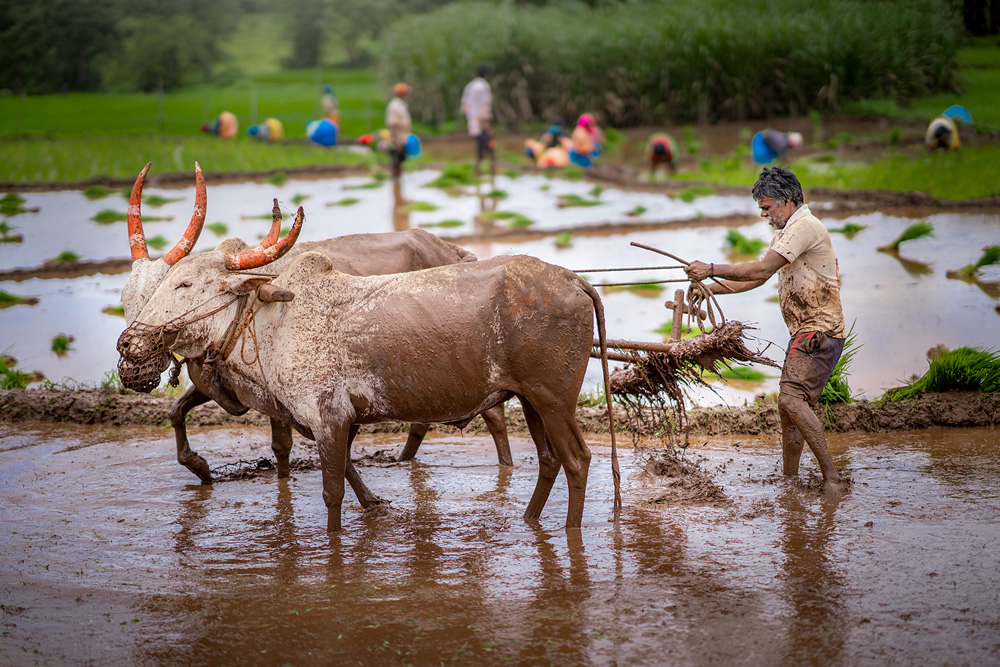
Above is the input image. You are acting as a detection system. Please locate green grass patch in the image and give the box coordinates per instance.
[589,185,605,198]
[502,168,521,179]
[1,365,35,390]
[507,214,536,228]
[207,222,229,236]
[883,346,1000,400]
[91,209,169,224]
[560,167,585,180]
[420,219,465,229]
[327,197,361,207]
[486,189,509,199]
[878,221,934,252]
[557,193,603,208]
[345,180,385,190]
[0,193,38,215]
[554,232,573,248]
[704,366,769,381]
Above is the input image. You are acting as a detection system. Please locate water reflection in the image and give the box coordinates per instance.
[391,178,410,232]
[884,250,934,278]
[777,489,847,664]
[173,484,214,564]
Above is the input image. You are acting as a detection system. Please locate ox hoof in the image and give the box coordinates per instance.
[362,500,393,518]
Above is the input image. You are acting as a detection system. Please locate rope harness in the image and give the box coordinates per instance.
[116,292,241,393]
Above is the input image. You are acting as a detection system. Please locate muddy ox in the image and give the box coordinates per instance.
[117,207,614,531]
[121,164,511,495]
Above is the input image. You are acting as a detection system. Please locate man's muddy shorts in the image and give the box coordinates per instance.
[476,130,495,161]
[780,331,845,405]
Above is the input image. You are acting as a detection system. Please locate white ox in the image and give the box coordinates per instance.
[120,164,511,502]
[117,206,615,531]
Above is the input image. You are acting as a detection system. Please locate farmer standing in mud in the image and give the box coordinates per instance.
[685,167,847,496]
[386,82,412,182]
[461,64,496,178]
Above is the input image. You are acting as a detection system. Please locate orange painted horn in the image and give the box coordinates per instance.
[127,162,152,262]
[224,206,304,271]
[258,198,283,249]
[163,162,207,266]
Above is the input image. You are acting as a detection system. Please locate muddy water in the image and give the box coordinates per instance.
[2,172,998,404]
[1,423,998,664]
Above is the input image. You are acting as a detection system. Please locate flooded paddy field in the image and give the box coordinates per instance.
[1,169,997,405]
[1,422,999,664]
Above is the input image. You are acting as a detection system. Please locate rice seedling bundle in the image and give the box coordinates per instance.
[884,347,1000,400]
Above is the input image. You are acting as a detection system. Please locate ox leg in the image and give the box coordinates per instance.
[317,418,352,532]
[397,423,430,462]
[345,424,389,509]
[539,408,592,529]
[522,399,563,521]
[269,418,293,478]
[481,403,514,467]
[169,385,215,484]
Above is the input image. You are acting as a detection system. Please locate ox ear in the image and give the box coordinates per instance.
[221,275,273,295]
[257,284,295,302]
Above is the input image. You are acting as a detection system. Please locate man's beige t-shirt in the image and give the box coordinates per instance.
[767,204,846,338]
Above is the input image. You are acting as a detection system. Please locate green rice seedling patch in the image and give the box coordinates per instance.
[425,163,479,188]
[403,201,440,213]
[327,197,361,207]
[486,189,508,199]
[653,320,707,340]
[279,227,291,237]
[420,219,465,229]
[626,205,647,217]
[589,185,604,198]
[507,214,536,229]
[52,251,80,263]
[207,222,229,236]
[704,366,769,382]
[345,180,384,190]
[102,305,125,317]
[560,167,584,180]
[1,366,35,390]
[883,346,1000,400]
[557,194,602,208]
[0,291,39,308]
[502,168,521,179]
[0,220,22,243]
[725,229,766,255]
[91,209,170,224]
[673,186,717,203]
[948,245,1000,279]
[828,222,868,238]
[51,334,74,354]
[291,193,311,205]
[243,210,289,221]
[83,185,115,200]
[146,235,168,251]
[478,210,516,224]
[0,193,38,215]
[820,322,860,404]
[539,184,551,191]
[878,221,934,252]
[602,282,665,297]
[143,195,181,207]
[554,232,573,248]
[268,172,288,186]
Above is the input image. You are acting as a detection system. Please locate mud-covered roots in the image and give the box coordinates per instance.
[641,447,727,505]
[609,321,778,443]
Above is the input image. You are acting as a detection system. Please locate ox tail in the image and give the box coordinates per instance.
[579,280,621,517]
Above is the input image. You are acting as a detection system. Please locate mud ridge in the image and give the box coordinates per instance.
[2,389,996,435]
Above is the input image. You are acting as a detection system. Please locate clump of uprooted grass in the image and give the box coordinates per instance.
[946,245,1000,279]
[724,229,766,256]
[883,347,1000,401]
[819,322,860,404]
[608,320,778,443]
[877,221,934,252]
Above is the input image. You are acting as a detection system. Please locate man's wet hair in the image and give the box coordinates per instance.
[751,167,803,206]
[477,64,491,77]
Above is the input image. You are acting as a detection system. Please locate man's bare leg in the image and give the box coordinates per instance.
[778,392,845,496]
